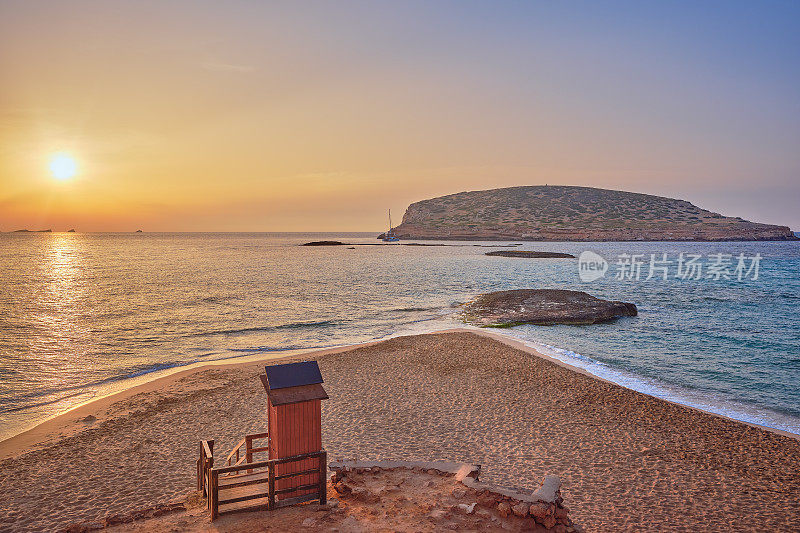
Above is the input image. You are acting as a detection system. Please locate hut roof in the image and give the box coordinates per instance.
[260,361,328,406]
[264,361,324,389]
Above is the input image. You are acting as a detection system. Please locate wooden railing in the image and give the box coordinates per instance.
[224,432,269,472]
[198,434,327,520]
[197,439,214,496]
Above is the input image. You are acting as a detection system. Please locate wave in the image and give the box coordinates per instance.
[188,320,339,338]
[496,331,800,436]
[0,390,96,414]
[388,306,442,313]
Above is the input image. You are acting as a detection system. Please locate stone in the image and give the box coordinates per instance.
[428,509,450,521]
[301,518,317,527]
[457,503,477,514]
[485,251,575,259]
[497,502,511,518]
[452,488,467,499]
[302,241,346,246]
[462,290,637,327]
[511,501,530,517]
[531,475,562,503]
[529,501,550,519]
[555,506,569,519]
[543,515,557,529]
[553,525,567,533]
[350,486,379,503]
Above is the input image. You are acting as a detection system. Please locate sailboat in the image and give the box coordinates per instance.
[381,209,400,242]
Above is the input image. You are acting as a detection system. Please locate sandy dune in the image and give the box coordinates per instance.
[1,331,799,532]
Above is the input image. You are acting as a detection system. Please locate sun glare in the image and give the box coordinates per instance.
[49,153,77,181]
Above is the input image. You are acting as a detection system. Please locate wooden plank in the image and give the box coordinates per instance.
[219,468,268,481]
[268,462,276,511]
[218,476,268,491]
[319,450,327,505]
[271,450,324,465]
[274,482,322,496]
[202,440,214,459]
[217,500,269,516]
[249,446,269,454]
[274,467,319,481]
[274,493,319,508]
[210,470,219,520]
[218,491,269,506]
[213,460,271,475]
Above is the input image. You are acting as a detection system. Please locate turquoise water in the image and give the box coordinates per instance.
[0,232,798,439]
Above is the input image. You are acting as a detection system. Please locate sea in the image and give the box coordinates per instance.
[1,232,799,441]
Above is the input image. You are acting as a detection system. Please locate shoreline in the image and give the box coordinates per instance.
[2,327,797,462]
[3,330,799,532]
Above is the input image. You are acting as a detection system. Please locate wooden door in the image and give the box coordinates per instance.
[268,399,321,501]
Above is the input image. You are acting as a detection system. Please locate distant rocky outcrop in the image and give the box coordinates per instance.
[135,230,143,233]
[485,250,575,258]
[462,289,637,327]
[303,240,346,246]
[67,229,76,233]
[390,186,797,241]
[12,229,52,233]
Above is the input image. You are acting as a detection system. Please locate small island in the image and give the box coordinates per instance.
[302,240,346,246]
[390,185,797,241]
[485,250,575,258]
[461,289,637,327]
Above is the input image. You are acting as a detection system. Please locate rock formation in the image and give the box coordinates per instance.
[390,186,797,241]
[461,289,637,327]
[485,250,575,258]
[302,241,346,246]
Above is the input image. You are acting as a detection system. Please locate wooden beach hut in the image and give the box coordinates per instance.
[260,360,328,502]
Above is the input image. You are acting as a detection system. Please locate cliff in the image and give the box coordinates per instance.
[391,186,796,241]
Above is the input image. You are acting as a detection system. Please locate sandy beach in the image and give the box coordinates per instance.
[1,330,799,532]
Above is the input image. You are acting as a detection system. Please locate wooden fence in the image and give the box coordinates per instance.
[197,434,327,519]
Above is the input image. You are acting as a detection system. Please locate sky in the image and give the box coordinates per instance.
[1,1,799,232]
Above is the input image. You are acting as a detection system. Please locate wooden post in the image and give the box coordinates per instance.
[196,455,201,491]
[318,451,327,505]
[245,435,253,474]
[209,469,219,520]
[268,462,276,511]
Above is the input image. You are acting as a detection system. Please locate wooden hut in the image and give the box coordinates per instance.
[260,360,328,501]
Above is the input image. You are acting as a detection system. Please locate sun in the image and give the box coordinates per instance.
[49,153,77,181]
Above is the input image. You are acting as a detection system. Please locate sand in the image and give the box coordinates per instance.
[104,465,566,533]
[1,330,799,532]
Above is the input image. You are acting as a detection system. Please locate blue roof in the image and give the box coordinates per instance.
[264,361,323,390]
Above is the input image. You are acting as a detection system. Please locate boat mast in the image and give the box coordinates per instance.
[388,209,392,232]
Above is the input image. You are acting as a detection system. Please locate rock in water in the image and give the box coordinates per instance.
[302,241,346,246]
[485,250,575,258]
[461,289,637,327]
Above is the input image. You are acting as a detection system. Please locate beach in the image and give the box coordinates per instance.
[1,330,799,532]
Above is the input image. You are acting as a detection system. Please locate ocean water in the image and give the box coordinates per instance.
[1,232,799,440]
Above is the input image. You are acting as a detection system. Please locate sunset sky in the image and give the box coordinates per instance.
[1,1,798,232]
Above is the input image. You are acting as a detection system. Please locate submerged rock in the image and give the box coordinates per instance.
[461,289,637,327]
[485,250,575,258]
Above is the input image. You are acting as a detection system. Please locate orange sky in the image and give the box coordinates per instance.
[1,2,798,232]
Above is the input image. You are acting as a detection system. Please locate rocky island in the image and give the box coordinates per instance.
[390,186,797,241]
[462,289,637,327]
[485,250,575,258]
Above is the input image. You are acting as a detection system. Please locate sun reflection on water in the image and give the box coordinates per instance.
[29,233,91,388]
